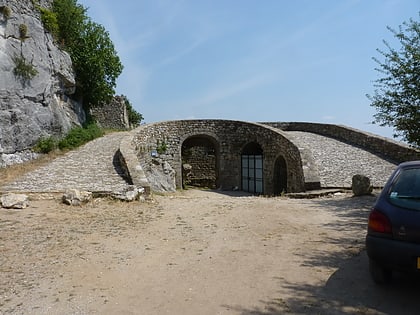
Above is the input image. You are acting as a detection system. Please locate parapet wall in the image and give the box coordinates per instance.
[262,122,420,164]
[90,96,130,130]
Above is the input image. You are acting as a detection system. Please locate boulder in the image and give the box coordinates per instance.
[1,193,29,209]
[62,189,92,206]
[352,174,373,196]
[111,185,144,201]
[142,158,176,192]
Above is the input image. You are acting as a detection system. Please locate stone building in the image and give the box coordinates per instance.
[131,120,305,195]
[122,119,420,195]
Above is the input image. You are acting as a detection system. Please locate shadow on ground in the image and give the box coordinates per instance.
[226,194,420,315]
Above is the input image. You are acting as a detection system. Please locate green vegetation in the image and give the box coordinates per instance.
[1,6,11,19]
[58,123,104,150]
[32,0,143,151]
[33,137,56,154]
[34,123,104,153]
[122,95,143,128]
[368,13,420,147]
[13,21,37,82]
[39,7,59,39]
[18,24,28,40]
[12,55,38,81]
[156,139,168,154]
[37,0,123,110]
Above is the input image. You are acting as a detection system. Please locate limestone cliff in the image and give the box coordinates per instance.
[0,0,85,165]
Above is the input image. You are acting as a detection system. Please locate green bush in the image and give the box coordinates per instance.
[33,137,56,154]
[122,95,143,127]
[39,7,59,39]
[1,6,11,19]
[19,24,28,40]
[156,139,168,154]
[58,123,104,150]
[12,55,38,81]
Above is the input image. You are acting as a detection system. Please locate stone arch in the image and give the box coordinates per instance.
[273,155,288,194]
[130,119,305,194]
[181,134,220,189]
[241,142,264,194]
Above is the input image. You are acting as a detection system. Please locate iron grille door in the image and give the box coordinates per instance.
[242,154,263,194]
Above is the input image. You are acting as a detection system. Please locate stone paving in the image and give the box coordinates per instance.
[0,132,132,193]
[285,131,398,188]
[0,130,398,194]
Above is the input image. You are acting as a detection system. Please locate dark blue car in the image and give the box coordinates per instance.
[366,160,420,284]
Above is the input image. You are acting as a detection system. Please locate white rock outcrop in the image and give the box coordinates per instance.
[0,0,85,166]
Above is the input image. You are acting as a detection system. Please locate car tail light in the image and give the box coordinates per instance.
[368,209,392,234]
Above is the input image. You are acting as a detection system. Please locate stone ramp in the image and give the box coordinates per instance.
[285,131,397,188]
[0,129,399,195]
[0,132,132,194]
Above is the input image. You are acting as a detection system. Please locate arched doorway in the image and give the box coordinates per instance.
[181,135,219,189]
[273,156,288,195]
[241,142,263,194]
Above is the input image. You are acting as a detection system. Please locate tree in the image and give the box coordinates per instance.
[70,20,123,108]
[50,0,123,109]
[121,95,144,128]
[368,13,420,147]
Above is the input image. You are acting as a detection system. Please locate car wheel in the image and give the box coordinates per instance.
[369,258,392,284]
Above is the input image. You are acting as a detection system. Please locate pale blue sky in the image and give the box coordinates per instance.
[78,0,418,139]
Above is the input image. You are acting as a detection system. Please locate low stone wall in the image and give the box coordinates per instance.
[90,96,129,130]
[262,122,420,164]
[118,133,150,194]
[121,120,417,194]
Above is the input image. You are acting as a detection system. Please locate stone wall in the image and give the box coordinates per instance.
[182,146,217,188]
[262,122,420,163]
[90,96,129,130]
[131,120,305,194]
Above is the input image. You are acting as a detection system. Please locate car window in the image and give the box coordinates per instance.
[388,168,420,211]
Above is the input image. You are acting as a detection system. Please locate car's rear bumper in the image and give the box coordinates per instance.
[366,235,420,272]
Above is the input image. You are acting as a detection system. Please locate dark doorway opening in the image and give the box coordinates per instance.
[241,142,263,194]
[181,136,219,189]
[273,156,287,194]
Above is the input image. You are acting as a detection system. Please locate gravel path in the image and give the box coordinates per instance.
[0,130,398,194]
[2,190,420,314]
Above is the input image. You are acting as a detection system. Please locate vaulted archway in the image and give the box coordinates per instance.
[241,142,263,194]
[181,135,220,189]
[273,155,288,194]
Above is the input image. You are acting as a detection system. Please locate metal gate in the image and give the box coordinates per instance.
[241,154,263,194]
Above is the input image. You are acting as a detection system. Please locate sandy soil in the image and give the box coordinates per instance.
[1,189,420,315]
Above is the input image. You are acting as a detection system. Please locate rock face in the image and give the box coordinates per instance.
[0,0,85,164]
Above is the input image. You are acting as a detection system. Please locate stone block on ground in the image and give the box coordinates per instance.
[62,189,92,206]
[111,185,144,201]
[352,174,373,196]
[1,193,29,209]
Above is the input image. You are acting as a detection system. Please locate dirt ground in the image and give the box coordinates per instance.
[1,189,420,315]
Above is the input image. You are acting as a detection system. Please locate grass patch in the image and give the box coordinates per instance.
[33,123,104,154]
[58,123,104,151]
[33,136,56,154]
